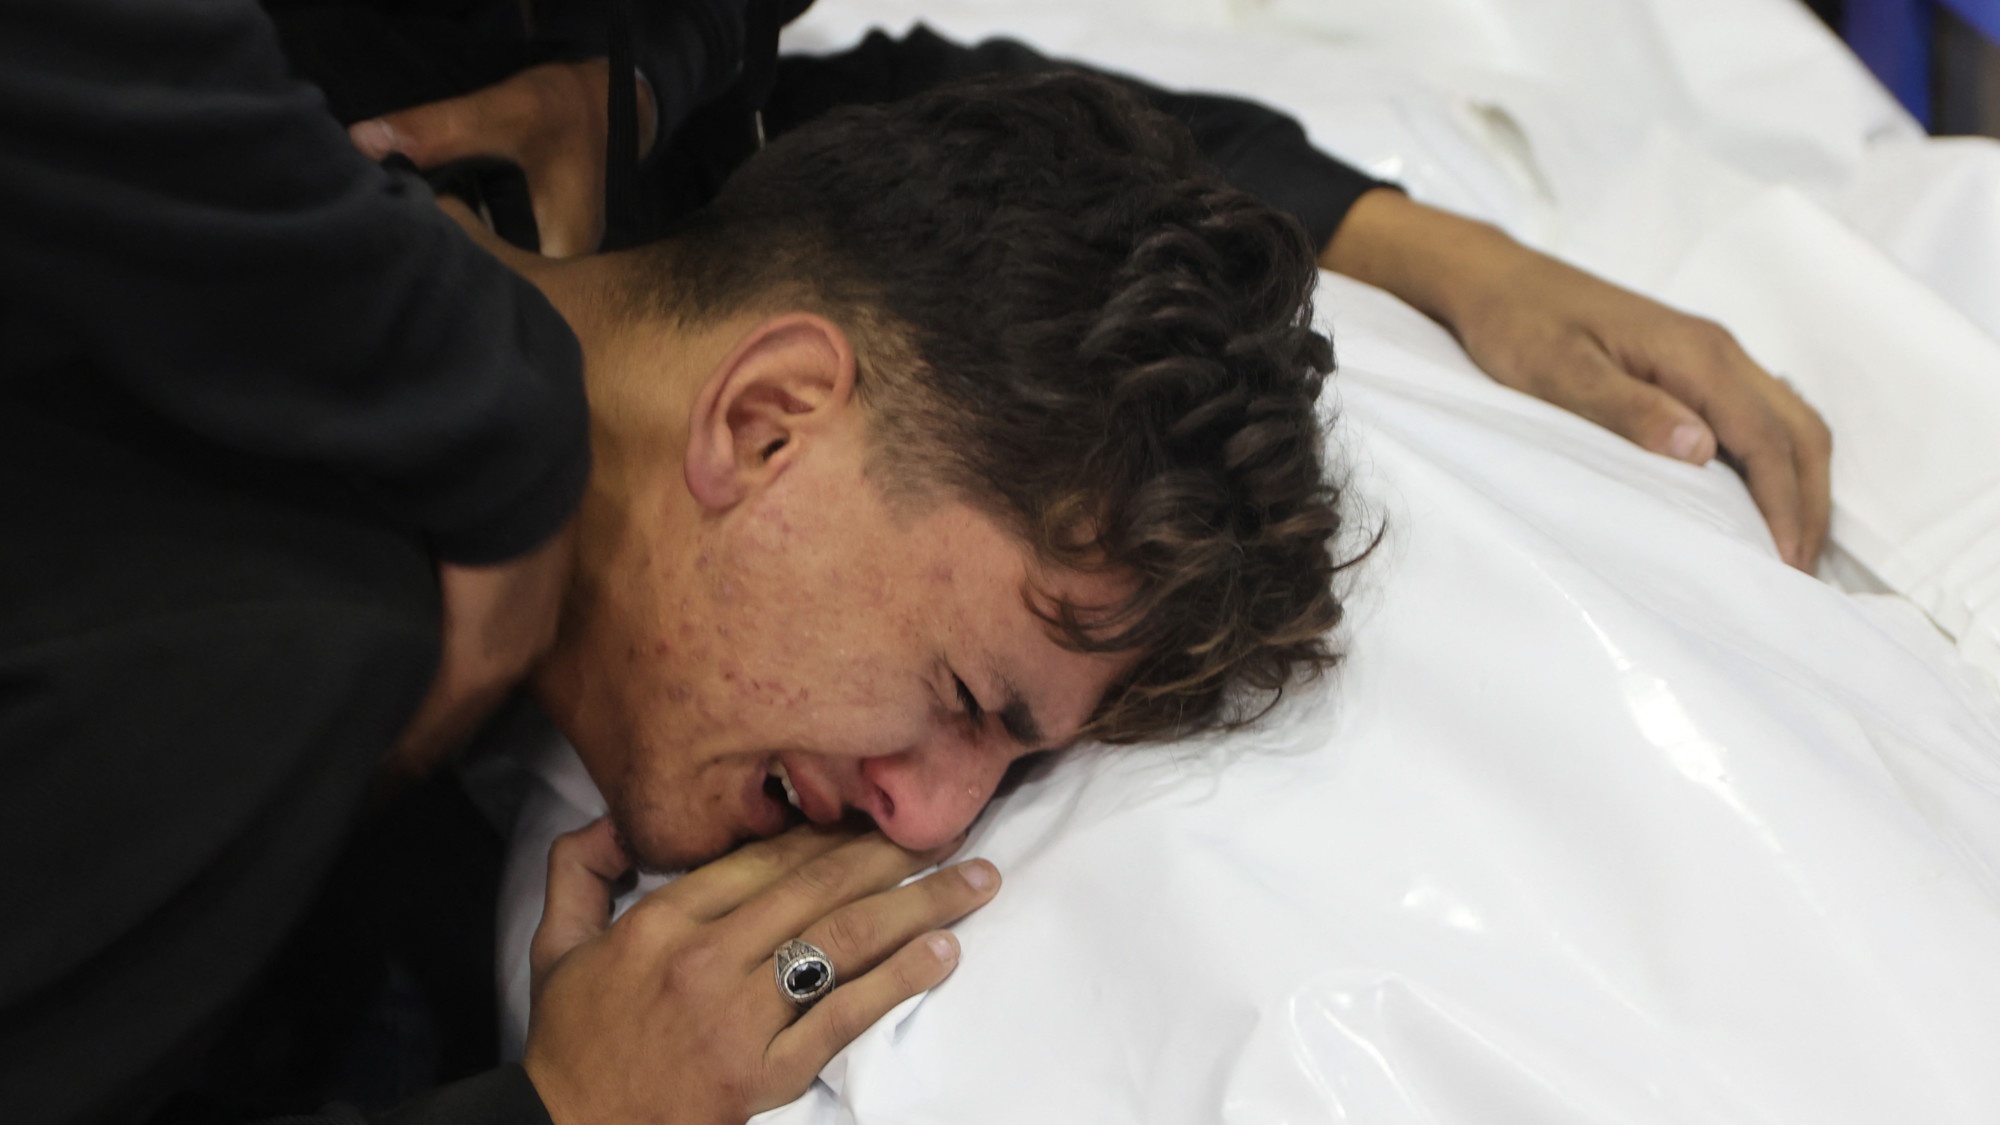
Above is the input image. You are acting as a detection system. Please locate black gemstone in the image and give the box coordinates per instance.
[787,962,828,993]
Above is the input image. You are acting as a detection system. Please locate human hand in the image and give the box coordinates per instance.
[387,521,577,779]
[1322,191,1831,569]
[349,59,656,257]
[523,820,997,1125]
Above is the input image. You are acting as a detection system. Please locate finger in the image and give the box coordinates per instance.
[529,818,632,986]
[351,86,523,168]
[1779,387,1834,567]
[1709,408,1806,567]
[1634,326,1810,567]
[716,833,963,959]
[1531,339,1718,465]
[757,860,997,1020]
[762,931,962,1096]
[658,824,863,923]
[1678,371,1808,568]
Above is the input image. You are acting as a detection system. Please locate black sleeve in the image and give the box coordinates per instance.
[0,0,589,565]
[627,0,743,133]
[247,1068,550,1125]
[363,1065,553,1125]
[0,398,558,1123]
[535,0,754,141]
[763,25,1398,252]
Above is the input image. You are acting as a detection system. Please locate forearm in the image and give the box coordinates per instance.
[1317,188,1519,329]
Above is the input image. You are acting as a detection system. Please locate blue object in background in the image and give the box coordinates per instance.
[1844,0,2000,126]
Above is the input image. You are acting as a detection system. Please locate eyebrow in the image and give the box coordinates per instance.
[995,674,1047,749]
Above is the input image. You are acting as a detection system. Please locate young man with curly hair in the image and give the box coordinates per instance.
[493,78,1356,1123]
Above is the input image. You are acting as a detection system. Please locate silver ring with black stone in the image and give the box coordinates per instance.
[774,939,836,1009]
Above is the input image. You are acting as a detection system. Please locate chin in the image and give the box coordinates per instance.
[615,822,729,876]
[608,793,740,876]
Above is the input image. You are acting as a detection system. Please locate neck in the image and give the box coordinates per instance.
[513,251,627,381]
[509,251,710,760]
[490,246,686,462]
[447,213,634,395]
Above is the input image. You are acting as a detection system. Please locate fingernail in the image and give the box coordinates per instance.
[957,860,996,892]
[927,933,959,964]
[1668,423,1710,463]
[350,119,398,159]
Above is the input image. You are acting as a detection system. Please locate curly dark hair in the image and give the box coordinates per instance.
[634,71,1358,742]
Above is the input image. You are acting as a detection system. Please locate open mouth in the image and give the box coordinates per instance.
[762,759,808,825]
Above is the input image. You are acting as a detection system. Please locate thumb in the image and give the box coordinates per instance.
[1633,390,1717,465]
[530,818,632,990]
[1546,347,1717,466]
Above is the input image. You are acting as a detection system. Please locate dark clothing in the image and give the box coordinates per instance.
[532,0,813,157]
[265,8,1392,256]
[594,22,1395,255]
[0,0,590,567]
[0,398,442,1123]
[149,755,530,1123]
[761,26,1387,255]
[0,405,557,1125]
[263,0,552,127]
[0,1,583,1122]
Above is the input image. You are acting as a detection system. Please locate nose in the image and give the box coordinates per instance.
[856,736,1013,851]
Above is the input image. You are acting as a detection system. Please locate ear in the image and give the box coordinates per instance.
[683,313,857,511]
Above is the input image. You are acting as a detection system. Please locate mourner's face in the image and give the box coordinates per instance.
[536,318,1134,871]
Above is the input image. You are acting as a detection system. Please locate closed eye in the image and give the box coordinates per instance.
[952,674,984,724]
